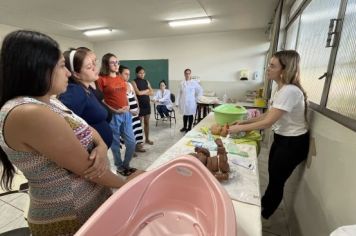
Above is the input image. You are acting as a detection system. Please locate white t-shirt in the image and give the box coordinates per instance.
[271,85,308,136]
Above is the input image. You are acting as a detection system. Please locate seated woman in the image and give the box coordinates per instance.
[0,30,140,236]
[152,80,173,119]
[59,47,113,147]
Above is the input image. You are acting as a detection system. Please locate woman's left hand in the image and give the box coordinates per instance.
[84,145,108,179]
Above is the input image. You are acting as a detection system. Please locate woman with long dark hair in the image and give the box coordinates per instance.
[0,30,135,235]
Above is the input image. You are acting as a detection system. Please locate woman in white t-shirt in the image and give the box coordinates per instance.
[229,50,309,221]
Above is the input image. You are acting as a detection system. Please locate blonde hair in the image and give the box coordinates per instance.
[273,50,308,123]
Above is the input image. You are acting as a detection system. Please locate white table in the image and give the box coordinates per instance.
[147,113,262,236]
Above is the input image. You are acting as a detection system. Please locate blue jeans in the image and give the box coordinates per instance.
[110,112,135,170]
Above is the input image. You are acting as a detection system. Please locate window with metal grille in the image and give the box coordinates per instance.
[289,0,305,19]
[296,0,341,104]
[285,15,300,50]
[326,0,356,120]
[281,0,356,130]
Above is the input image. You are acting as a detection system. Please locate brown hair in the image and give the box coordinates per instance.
[63,47,92,83]
[99,53,116,76]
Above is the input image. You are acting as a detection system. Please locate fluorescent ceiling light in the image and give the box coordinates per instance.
[169,17,212,27]
[83,28,112,36]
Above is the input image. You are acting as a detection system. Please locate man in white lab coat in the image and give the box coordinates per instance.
[176,68,203,132]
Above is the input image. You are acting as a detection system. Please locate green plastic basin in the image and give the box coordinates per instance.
[213,104,247,125]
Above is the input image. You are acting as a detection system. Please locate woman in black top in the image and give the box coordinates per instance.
[131,66,154,145]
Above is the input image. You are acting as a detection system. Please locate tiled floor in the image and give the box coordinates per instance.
[0,114,296,235]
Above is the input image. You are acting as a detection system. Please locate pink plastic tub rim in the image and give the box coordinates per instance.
[75,155,236,236]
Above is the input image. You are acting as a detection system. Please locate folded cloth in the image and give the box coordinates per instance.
[233,131,262,154]
[198,96,220,104]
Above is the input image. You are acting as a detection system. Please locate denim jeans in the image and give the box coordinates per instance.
[110,112,135,170]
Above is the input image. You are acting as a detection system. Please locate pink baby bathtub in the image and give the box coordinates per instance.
[75,155,236,236]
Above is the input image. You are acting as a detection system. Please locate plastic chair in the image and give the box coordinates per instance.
[153,93,176,127]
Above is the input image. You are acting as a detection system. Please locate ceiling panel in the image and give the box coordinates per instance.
[0,0,279,42]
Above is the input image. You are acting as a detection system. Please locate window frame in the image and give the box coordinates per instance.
[282,0,356,131]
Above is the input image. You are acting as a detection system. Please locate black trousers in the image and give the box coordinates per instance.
[261,131,310,219]
[156,105,169,118]
[183,115,193,130]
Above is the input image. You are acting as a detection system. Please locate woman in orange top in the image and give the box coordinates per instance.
[96,53,137,176]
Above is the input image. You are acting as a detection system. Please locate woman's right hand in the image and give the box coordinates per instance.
[114,106,129,113]
[228,123,243,134]
[121,106,130,112]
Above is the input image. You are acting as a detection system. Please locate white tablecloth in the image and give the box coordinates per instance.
[147,113,262,236]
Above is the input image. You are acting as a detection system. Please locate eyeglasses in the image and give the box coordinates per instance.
[109,60,120,66]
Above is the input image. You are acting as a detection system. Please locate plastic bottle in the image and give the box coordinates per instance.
[223,90,228,103]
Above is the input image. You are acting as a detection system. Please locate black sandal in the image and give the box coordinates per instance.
[117,169,130,177]
[128,167,137,173]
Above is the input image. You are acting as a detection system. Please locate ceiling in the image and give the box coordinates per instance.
[0,0,279,42]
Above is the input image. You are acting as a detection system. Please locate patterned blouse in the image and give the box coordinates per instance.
[0,97,112,236]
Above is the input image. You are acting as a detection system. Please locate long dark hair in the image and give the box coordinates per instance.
[0,30,61,190]
[99,53,116,76]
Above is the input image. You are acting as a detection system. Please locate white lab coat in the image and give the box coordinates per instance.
[176,80,203,115]
[153,89,173,110]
